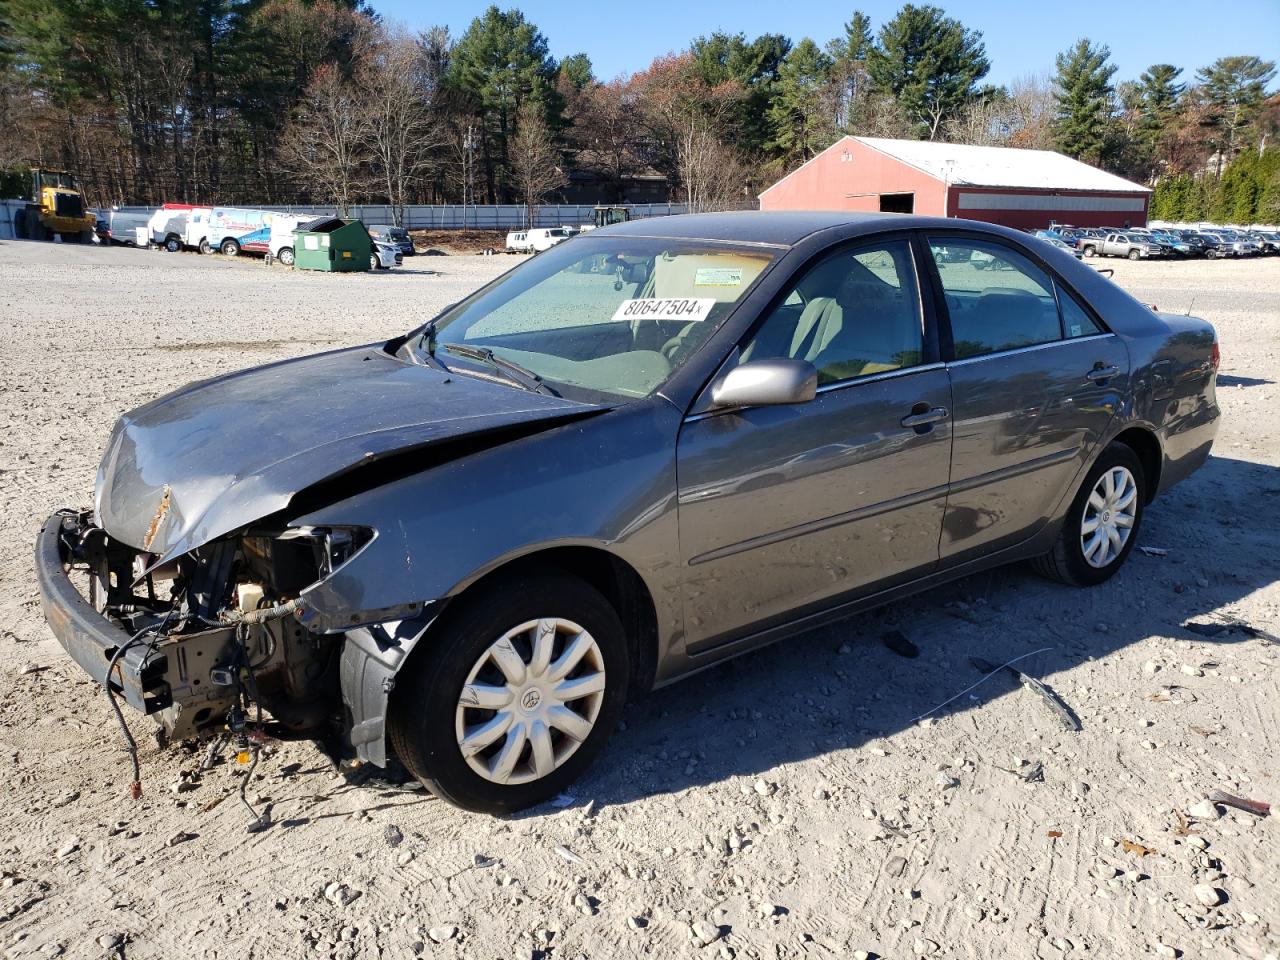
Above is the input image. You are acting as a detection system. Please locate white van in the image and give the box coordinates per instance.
[268,214,317,266]
[505,227,570,254]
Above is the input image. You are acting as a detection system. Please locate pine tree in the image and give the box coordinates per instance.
[766,38,835,165]
[866,4,989,140]
[1196,55,1276,165]
[1051,38,1117,166]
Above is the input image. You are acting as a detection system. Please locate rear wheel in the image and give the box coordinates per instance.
[1033,441,1145,586]
[164,235,181,253]
[221,238,240,256]
[389,573,629,813]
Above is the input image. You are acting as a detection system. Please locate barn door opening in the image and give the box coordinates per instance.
[879,193,914,214]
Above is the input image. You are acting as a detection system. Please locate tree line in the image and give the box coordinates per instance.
[0,1,1276,224]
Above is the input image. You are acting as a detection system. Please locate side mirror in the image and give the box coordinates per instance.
[710,358,817,410]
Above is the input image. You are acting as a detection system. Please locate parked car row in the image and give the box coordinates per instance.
[91,204,412,271]
[1034,224,1278,261]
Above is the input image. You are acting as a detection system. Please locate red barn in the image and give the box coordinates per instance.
[759,136,1150,230]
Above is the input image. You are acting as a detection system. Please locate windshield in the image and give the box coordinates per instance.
[408,236,778,401]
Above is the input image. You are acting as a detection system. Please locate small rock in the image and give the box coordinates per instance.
[573,892,595,916]
[753,778,775,797]
[691,920,721,945]
[812,787,829,801]
[1188,799,1220,820]
[964,904,985,921]
[852,952,870,960]
[1142,660,1161,676]
[935,772,959,790]
[473,854,497,868]
[1187,836,1209,850]
[396,850,414,867]
[886,855,908,878]
[914,938,940,955]
[759,902,778,917]
[1154,943,1177,958]
[96,934,122,950]
[55,838,80,859]
[339,926,358,942]
[627,916,648,930]
[1192,884,1222,907]
[383,825,403,847]
[165,831,194,848]
[1180,664,1203,678]
[428,925,458,944]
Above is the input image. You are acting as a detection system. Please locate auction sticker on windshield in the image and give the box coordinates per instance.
[611,298,716,322]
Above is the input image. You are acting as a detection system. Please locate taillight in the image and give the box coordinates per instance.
[1211,341,1220,372]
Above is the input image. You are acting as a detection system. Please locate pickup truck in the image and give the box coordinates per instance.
[1080,233,1165,260]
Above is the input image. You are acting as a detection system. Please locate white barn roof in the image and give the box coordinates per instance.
[853,137,1150,193]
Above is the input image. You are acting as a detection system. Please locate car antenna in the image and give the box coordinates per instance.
[1183,295,1196,317]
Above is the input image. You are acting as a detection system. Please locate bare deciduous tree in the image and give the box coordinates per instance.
[279,64,372,215]
[509,101,566,227]
[360,30,445,225]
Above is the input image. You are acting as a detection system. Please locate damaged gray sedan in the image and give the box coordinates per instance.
[38,212,1220,812]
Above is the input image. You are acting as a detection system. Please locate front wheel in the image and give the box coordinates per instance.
[277,247,294,266]
[1083,245,1096,257]
[389,574,629,813]
[1032,441,1145,586]
[198,239,211,255]
[1128,248,1141,261]
[370,253,380,271]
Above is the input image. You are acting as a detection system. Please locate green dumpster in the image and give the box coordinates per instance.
[292,217,371,272]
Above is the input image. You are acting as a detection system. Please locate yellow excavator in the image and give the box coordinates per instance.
[14,168,97,242]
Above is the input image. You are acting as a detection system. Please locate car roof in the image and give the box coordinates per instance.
[596,210,915,246]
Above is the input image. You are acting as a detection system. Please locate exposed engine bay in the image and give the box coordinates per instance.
[57,509,368,746]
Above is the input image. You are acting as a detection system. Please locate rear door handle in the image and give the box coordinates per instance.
[1086,365,1120,382]
[901,406,949,429]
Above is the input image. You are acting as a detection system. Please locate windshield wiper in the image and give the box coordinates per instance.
[441,343,559,396]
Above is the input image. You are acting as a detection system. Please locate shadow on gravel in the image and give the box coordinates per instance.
[535,453,1279,813]
[1216,374,1274,388]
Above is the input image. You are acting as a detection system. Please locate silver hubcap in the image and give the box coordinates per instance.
[1081,466,1137,568]
[455,618,606,785]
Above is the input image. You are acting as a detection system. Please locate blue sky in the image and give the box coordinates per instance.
[374,0,1280,86]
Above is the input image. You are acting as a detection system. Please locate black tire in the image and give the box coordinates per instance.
[277,247,294,266]
[370,253,379,271]
[1033,441,1146,587]
[221,238,240,256]
[1128,248,1141,261]
[1083,245,1096,257]
[389,573,630,813]
[164,235,181,253]
[198,238,212,255]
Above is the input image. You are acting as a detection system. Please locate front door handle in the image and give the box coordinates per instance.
[1086,364,1120,382]
[901,405,949,430]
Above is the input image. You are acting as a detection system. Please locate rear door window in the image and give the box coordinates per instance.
[927,237,1063,359]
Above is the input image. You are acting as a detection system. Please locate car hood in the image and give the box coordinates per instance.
[95,344,597,562]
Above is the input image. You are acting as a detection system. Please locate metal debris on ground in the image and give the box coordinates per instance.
[1207,789,1271,817]
[881,630,919,658]
[969,656,1081,732]
[994,760,1044,783]
[553,845,587,866]
[1138,546,1169,557]
[910,646,1055,724]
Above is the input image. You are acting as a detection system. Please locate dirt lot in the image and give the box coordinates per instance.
[0,239,1277,960]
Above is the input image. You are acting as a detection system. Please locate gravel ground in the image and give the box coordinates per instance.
[0,240,1277,960]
